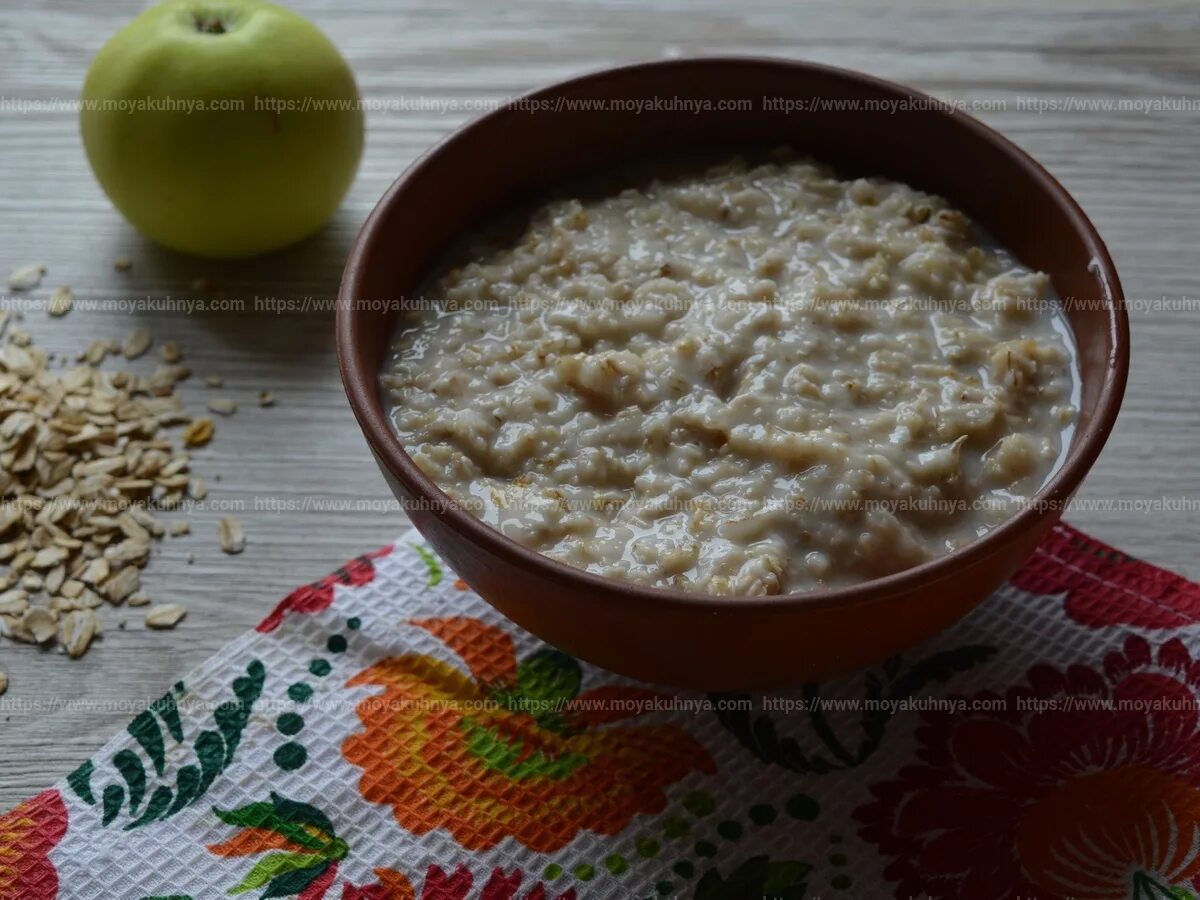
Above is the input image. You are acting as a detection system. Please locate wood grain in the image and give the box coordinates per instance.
[1,0,1197,807]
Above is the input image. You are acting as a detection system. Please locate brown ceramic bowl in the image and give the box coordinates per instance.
[337,57,1128,690]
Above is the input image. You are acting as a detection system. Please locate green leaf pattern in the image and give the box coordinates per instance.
[212,793,349,899]
[69,661,265,830]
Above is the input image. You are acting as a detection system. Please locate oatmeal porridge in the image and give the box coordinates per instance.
[382,153,1078,595]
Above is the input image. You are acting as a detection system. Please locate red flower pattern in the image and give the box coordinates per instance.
[0,790,68,900]
[856,634,1200,899]
[1011,523,1200,628]
[344,865,575,900]
[258,546,392,633]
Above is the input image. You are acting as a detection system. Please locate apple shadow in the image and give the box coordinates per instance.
[95,206,371,386]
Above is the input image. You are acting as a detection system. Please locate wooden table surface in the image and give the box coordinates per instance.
[1,0,1197,808]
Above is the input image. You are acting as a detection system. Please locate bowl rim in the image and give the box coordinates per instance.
[337,55,1130,614]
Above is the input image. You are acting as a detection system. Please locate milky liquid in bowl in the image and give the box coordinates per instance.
[381,152,1078,595]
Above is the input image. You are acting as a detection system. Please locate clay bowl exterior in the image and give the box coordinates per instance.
[337,57,1128,690]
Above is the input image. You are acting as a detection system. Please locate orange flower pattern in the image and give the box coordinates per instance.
[342,617,716,852]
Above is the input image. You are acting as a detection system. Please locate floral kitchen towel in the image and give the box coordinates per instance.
[3,521,1200,900]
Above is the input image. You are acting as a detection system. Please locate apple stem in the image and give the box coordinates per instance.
[194,15,226,34]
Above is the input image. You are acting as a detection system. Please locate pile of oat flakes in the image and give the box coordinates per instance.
[0,263,251,694]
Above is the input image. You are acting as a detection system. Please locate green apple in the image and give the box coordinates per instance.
[81,0,363,259]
